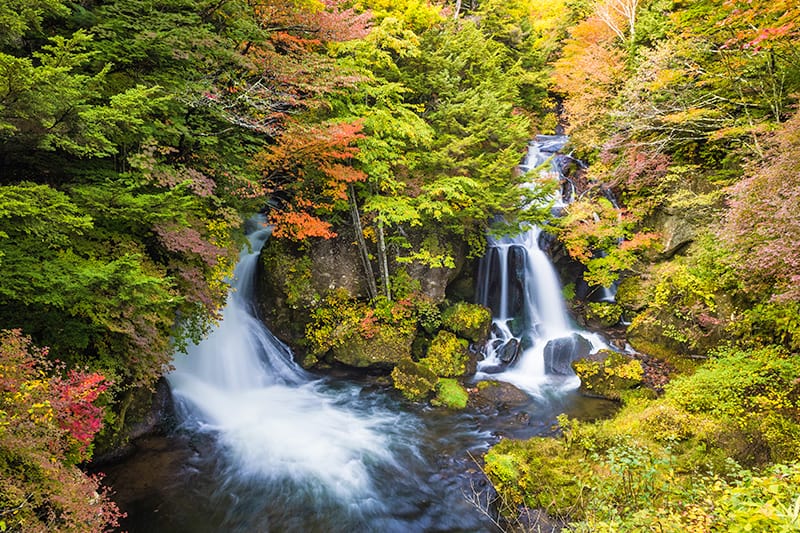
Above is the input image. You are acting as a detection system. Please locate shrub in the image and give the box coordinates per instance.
[0,330,123,532]
[440,302,491,343]
[419,331,469,377]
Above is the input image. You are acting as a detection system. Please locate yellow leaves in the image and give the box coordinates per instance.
[660,107,722,124]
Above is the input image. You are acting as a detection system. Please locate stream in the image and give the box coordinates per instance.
[102,135,617,532]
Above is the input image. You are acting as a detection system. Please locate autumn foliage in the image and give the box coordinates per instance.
[255,120,367,239]
[0,330,122,532]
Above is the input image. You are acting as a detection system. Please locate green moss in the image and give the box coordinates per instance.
[432,378,468,409]
[332,327,413,368]
[484,437,588,519]
[391,359,438,401]
[419,330,469,377]
[440,302,492,343]
[573,350,643,401]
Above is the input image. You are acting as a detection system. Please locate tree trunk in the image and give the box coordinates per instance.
[377,219,391,300]
[349,184,378,300]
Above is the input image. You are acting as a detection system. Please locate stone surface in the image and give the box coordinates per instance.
[543,334,593,375]
[497,338,521,365]
[469,380,531,412]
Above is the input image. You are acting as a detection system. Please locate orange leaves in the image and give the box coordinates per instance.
[256,119,367,240]
[270,209,337,239]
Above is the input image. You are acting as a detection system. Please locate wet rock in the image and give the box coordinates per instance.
[543,334,593,375]
[496,338,521,365]
[469,380,530,413]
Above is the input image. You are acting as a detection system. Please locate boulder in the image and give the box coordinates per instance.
[469,380,530,412]
[496,338,521,365]
[543,334,593,375]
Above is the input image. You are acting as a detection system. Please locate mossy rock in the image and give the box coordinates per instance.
[419,330,469,377]
[484,437,588,519]
[391,359,438,401]
[572,350,644,401]
[431,378,469,409]
[440,302,492,343]
[469,380,530,412]
[626,311,698,374]
[615,275,649,313]
[584,302,622,328]
[332,327,413,369]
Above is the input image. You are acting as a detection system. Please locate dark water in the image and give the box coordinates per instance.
[102,379,615,533]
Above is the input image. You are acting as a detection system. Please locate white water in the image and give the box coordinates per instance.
[476,136,606,396]
[168,218,408,501]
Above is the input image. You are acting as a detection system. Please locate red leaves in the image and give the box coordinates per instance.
[52,371,109,448]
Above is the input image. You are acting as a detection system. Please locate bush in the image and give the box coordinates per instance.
[0,330,123,532]
[419,331,469,377]
[440,302,491,343]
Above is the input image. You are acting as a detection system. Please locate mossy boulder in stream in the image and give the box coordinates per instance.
[432,378,469,409]
[572,350,644,401]
[441,302,492,343]
[419,330,470,377]
[391,359,438,401]
[331,327,413,368]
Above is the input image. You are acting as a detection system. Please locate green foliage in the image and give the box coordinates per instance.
[585,302,622,327]
[419,330,469,378]
[440,302,491,343]
[431,378,468,410]
[667,345,800,464]
[485,341,800,529]
[390,359,437,401]
[573,350,644,401]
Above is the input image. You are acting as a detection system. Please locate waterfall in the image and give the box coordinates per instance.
[476,136,606,396]
[167,217,410,503]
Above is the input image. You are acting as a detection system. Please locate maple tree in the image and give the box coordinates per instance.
[0,330,122,532]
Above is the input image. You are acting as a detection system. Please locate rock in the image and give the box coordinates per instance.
[469,380,530,412]
[572,349,644,401]
[543,334,593,375]
[496,338,521,365]
[332,328,413,369]
[309,231,368,297]
[391,359,438,401]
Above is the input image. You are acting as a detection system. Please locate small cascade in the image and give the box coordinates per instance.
[167,217,412,506]
[476,136,606,396]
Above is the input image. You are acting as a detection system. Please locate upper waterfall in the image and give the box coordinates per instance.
[475,135,605,396]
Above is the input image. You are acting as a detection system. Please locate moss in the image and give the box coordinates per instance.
[440,302,492,343]
[572,350,644,401]
[626,311,699,374]
[432,378,468,409]
[419,330,469,377]
[585,302,622,328]
[484,437,588,519]
[332,327,413,368]
[391,359,438,401]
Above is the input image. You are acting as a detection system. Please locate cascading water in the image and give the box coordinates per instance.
[476,136,606,396]
[163,216,498,532]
